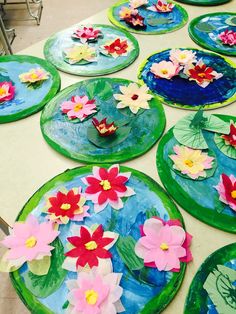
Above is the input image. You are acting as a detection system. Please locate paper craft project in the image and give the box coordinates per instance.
[189,13,236,57]
[44,24,139,76]
[175,0,231,5]
[40,77,165,163]
[138,48,236,110]
[157,112,236,233]
[184,243,236,314]
[1,164,192,313]
[108,0,188,34]
[0,55,60,123]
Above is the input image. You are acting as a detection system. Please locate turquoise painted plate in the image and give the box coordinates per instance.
[44,24,139,76]
[176,0,231,6]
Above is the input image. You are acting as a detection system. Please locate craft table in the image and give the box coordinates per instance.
[0,1,235,313]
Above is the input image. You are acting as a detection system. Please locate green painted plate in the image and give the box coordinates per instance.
[0,55,60,123]
[176,0,231,6]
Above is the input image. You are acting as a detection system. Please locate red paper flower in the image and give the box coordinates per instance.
[92,118,118,137]
[125,14,146,29]
[222,122,236,147]
[215,173,236,211]
[0,81,15,103]
[103,38,129,56]
[65,225,116,269]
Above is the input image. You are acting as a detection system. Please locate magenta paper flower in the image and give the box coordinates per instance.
[60,95,97,121]
[214,174,236,211]
[0,81,15,103]
[81,164,135,213]
[72,26,102,43]
[218,29,236,46]
[66,270,124,314]
[1,215,59,269]
[135,217,192,271]
[147,0,175,12]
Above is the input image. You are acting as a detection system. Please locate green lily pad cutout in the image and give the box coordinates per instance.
[24,238,67,298]
[86,80,113,101]
[225,16,236,26]
[63,107,99,124]
[173,111,230,149]
[195,22,216,33]
[214,133,236,159]
[147,17,173,27]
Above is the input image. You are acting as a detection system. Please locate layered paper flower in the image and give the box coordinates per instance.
[81,164,135,212]
[63,225,118,272]
[150,60,180,79]
[64,44,97,64]
[170,49,197,66]
[147,0,175,12]
[1,215,59,270]
[114,83,153,114]
[135,217,192,272]
[129,0,148,8]
[0,81,15,103]
[72,26,102,43]
[169,145,214,180]
[66,270,124,314]
[45,187,90,224]
[60,95,97,121]
[221,122,236,147]
[119,6,138,20]
[19,68,49,84]
[184,59,223,88]
[100,38,131,58]
[124,13,146,29]
[92,118,118,137]
[218,29,236,46]
[214,174,236,211]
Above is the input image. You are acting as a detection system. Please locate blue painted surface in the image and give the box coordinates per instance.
[140,49,236,107]
[19,171,175,313]
[0,61,53,116]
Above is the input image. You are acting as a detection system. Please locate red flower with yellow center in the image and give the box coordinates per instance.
[189,64,215,84]
[222,123,236,147]
[103,38,129,57]
[0,81,15,103]
[92,118,118,137]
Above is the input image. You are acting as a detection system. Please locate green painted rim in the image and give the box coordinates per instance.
[44,24,139,76]
[0,55,61,124]
[108,0,189,35]
[189,12,236,57]
[156,114,236,233]
[137,47,236,111]
[184,242,236,313]
[176,0,231,6]
[40,77,166,164]
[10,164,186,314]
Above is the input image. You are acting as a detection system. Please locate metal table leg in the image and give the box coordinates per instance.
[0,13,12,54]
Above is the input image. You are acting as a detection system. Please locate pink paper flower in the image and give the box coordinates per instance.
[81,164,135,213]
[0,81,15,103]
[1,215,59,268]
[135,217,192,271]
[147,0,175,12]
[129,0,148,9]
[119,6,138,20]
[19,68,49,84]
[66,270,124,314]
[72,26,102,43]
[150,60,180,79]
[170,49,197,66]
[60,95,97,121]
[218,29,236,46]
[214,174,236,211]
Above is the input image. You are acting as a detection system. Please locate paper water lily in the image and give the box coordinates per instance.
[215,174,236,211]
[92,118,118,137]
[61,95,97,121]
[184,59,223,88]
[135,217,192,272]
[72,26,102,43]
[114,83,153,114]
[147,0,175,12]
[0,215,59,271]
[66,270,124,314]
[169,145,214,180]
[81,164,135,212]
[129,0,148,8]
[100,38,131,58]
[19,68,49,84]
[170,49,197,66]
[0,81,15,103]
[125,13,146,29]
[150,60,180,79]
[46,187,90,224]
[218,29,236,46]
[64,44,97,64]
[63,225,118,272]
[222,122,236,147]
[119,6,138,20]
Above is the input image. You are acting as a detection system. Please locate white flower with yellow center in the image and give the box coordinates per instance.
[64,44,97,64]
[170,49,197,66]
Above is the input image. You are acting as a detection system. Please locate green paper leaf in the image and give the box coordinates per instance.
[213,193,226,213]
[62,300,69,309]
[86,81,97,99]
[146,208,158,219]
[27,256,51,276]
[86,80,113,101]
[147,17,173,27]
[225,16,236,26]
[116,236,143,271]
[214,133,236,159]
[24,238,67,298]
[195,22,216,33]
[99,82,113,101]
[203,114,230,134]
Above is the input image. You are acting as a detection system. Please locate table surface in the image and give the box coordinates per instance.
[0,2,235,313]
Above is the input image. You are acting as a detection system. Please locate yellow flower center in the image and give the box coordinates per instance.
[180,53,186,60]
[0,87,6,96]
[198,73,206,78]
[85,240,98,250]
[231,190,236,199]
[99,179,111,190]
[160,243,169,251]
[184,159,194,167]
[25,236,37,248]
[74,103,83,112]
[161,69,168,75]
[30,73,39,79]
[76,207,84,214]
[85,289,98,305]
[60,203,71,210]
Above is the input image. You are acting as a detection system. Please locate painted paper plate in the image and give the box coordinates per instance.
[138,48,236,110]
[157,113,236,233]
[189,12,236,57]
[108,0,188,35]
[176,0,231,6]
[7,164,192,314]
[184,242,236,314]
[44,24,139,76]
[41,77,165,163]
[0,55,60,123]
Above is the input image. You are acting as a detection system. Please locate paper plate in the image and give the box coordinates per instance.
[175,0,231,5]
[0,55,60,123]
